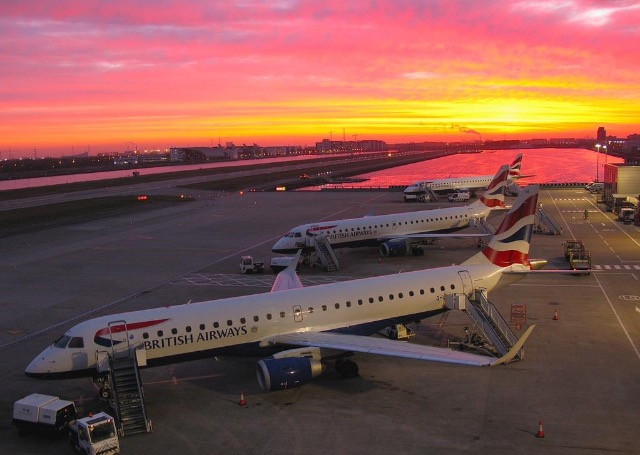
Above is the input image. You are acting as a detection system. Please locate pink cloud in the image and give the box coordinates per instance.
[0,0,639,156]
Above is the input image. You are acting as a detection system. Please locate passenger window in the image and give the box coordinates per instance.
[267,314,272,320]
[54,336,71,348]
[199,324,205,330]
[378,296,383,302]
[213,322,220,328]
[240,318,246,324]
[358,299,363,305]
[369,297,374,303]
[227,320,233,326]
[450,284,456,290]
[322,305,327,311]
[389,294,394,300]
[157,330,163,337]
[308,307,314,313]
[279,312,285,318]
[253,315,259,322]
[171,328,178,335]
[186,326,192,333]
[143,333,149,339]
[398,293,403,298]
[346,301,351,307]
[409,291,414,296]
[335,303,340,309]
[68,337,84,348]
[440,286,445,291]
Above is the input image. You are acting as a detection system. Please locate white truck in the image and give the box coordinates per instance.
[68,412,119,455]
[270,256,296,273]
[13,393,77,436]
[239,255,265,273]
[448,191,470,202]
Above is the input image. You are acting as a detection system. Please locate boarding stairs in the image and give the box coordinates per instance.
[505,182,522,196]
[311,234,340,272]
[421,186,439,202]
[446,289,524,361]
[108,350,152,436]
[536,206,563,235]
[473,217,496,235]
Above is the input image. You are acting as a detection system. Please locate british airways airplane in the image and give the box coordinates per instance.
[403,154,524,202]
[272,164,509,257]
[26,186,541,392]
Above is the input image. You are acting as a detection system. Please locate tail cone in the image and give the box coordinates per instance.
[239,391,247,407]
[537,420,545,438]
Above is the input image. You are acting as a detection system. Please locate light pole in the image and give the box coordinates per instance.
[595,144,601,182]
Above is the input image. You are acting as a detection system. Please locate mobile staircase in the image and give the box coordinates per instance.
[473,217,496,235]
[446,289,525,361]
[536,206,563,235]
[109,352,151,436]
[97,322,152,437]
[311,234,340,272]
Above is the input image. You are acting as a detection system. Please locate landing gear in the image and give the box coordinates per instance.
[335,358,359,378]
[410,246,424,256]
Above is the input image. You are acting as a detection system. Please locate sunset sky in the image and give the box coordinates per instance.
[2,0,640,157]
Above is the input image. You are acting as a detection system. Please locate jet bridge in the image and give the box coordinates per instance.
[445,289,525,361]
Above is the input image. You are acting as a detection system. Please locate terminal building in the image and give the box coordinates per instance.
[602,163,640,213]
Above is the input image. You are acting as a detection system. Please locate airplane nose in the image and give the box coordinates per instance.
[25,348,56,378]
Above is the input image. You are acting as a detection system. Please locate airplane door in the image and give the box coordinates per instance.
[458,270,474,296]
[108,320,131,359]
[293,305,303,323]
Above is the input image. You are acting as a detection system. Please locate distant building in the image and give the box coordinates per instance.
[169,146,234,162]
[597,127,607,143]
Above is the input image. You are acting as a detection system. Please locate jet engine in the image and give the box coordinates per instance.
[256,356,323,391]
[379,239,408,257]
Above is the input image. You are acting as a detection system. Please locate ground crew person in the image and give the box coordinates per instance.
[583,209,589,220]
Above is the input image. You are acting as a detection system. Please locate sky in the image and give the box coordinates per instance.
[1,0,640,157]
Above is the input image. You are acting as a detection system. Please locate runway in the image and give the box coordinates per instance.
[1,185,639,454]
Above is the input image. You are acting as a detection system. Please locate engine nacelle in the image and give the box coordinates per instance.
[379,239,408,257]
[256,356,323,391]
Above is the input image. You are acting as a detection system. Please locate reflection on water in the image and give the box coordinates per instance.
[313,148,623,189]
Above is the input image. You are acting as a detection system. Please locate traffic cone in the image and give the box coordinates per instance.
[536,420,545,438]
[553,309,559,320]
[239,391,246,407]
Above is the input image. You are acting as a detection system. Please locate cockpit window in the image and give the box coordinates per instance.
[294,232,301,237]
[54,335,71,348]
[68,337,85,348]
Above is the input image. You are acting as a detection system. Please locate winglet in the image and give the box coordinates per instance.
[490,325,535,366]
[270,250,304,292]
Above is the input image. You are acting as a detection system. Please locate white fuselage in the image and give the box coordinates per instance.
[404,175,494,197]
[271,199,490,254]
[25,261,518,379]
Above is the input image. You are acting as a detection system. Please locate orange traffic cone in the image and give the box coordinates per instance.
[537,420,545,438]
[553,309,559,320]
[239,391,246,407]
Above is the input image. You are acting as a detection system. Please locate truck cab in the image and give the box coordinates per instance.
[69,412,119,455]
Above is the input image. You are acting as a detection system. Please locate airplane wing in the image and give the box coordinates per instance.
[270,250,304,292]
[263,326,534,367]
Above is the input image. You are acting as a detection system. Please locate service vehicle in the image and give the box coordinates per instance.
[68,412,119,455]
[618,207,636,224]
[239,255,264,273]
[569,251,592,275]
[563,239,585,260]
[12,393,77,436]
[585,182,604,193]
[448,190,470,202]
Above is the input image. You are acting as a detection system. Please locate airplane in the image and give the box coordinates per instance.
[403,153,524,202]
[272,164,510,257]
[25,185,541,393]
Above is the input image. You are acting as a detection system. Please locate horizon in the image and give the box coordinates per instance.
[1,1,640,158]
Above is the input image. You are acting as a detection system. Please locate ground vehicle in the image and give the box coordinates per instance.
[270,256,296,273]
[12,393,77,436]
[239,255,264,273]
[563,239,585,260]
[569,251,592,274]
[448,190,470,202]
[585,182,604,193]
[618,207,636,224]
[68,412,119,455]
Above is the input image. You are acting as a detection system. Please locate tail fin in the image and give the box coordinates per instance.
[476,164,509,210]
[464,185,539,267]
[508,153,523,181]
